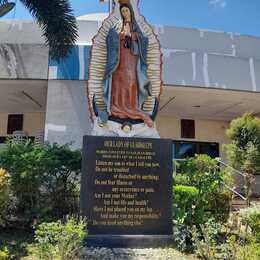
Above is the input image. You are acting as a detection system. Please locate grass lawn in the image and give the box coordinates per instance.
[0,229,33,259]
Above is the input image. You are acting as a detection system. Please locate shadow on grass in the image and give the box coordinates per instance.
[0,228,34,260]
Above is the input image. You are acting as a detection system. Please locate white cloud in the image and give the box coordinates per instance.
[209,0,227,8]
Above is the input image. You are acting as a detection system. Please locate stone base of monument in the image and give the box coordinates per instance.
[91,119,160,138]
[85,235,173,248]
[81,136,173,248]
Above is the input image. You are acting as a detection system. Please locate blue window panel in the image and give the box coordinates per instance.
[48,45,91,80]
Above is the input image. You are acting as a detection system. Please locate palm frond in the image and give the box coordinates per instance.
[20,0,78,60]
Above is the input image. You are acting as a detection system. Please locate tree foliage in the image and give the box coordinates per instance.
[239,205,260,239]
[19,0,78,60]
[0,140,48,224]
[0,140,82,227]
[173,155,232,225]
[225,113,260,175]
[224,113,260,205]
[42,143,82,218]
[0,168,11,226]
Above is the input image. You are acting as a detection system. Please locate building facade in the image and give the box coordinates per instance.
[0,13,260,164]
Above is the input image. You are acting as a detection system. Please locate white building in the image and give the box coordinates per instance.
[0,13,260,164]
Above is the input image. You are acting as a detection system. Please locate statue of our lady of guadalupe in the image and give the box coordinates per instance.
[87,0,162,138]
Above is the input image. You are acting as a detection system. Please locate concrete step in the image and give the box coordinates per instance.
[231,197,260,211]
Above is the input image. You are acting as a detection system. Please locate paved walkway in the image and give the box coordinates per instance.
[81,247,197,260]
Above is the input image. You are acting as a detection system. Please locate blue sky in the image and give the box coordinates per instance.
[1,0,260,37]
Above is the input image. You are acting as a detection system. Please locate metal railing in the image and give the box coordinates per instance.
[215,158,247,201]
[173,157,247,202]
[215,158,246,178]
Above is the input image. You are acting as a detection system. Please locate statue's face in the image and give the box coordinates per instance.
[121,6,131,21]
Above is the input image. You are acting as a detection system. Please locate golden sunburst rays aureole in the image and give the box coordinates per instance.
[87,2,162,118]
[87,16,122,117]
[139,19,162,113]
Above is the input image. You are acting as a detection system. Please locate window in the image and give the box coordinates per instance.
[7,114,23,135]
[173,141,219,159]
[198,143,220,158]
[181,119,195,139]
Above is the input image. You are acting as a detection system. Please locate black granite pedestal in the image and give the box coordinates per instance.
[86,235,173,248]
[80,136,173,248]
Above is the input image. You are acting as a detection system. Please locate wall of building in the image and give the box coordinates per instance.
[158,26,260,92]
[0,44,48,79]
[23,112,46,136]
[0,19,99,45]
[0,20,45,44]
[0,112,45,136]
[1,18,260,93]
[44,80,92,149]
[157,115,230,158]
[0,113,8,136]
[44,86,231,156]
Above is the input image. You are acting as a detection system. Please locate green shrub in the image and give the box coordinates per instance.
[173,174,190,186]
[224,113,260,206]
[0,140,82,227]
[191,210,260,259]
[174,155,232,223]
[173,185,199,225]
[172,156,233,253]
[206,190,232,223]
[239,205,260,239]
[234,241,260,260]
[0,169,11,227]
[41,143,82,219]
[181,154,222,193]
[192,218,233,260]
[28,216,87,260]
[173,224,194,252]
[226,235,260,260]
[0,246,9,260]
[225,113,260,173]
[0,140,48,225]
